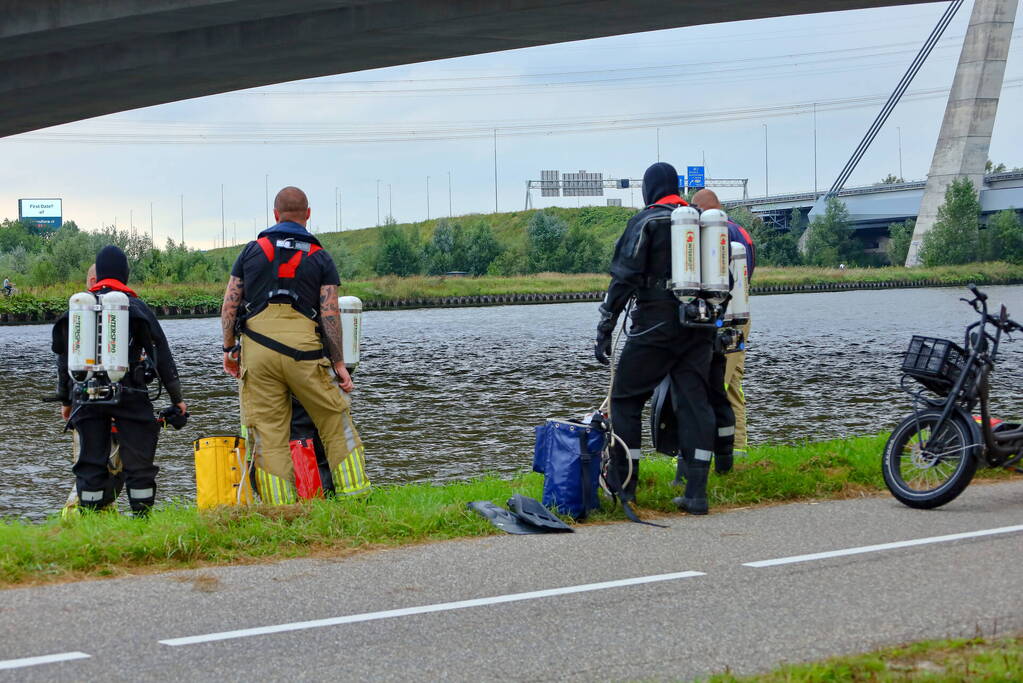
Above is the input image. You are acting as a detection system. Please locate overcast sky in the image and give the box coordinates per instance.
[2,1,1021,249]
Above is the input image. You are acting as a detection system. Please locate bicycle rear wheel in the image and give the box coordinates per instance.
[882,410,978,509]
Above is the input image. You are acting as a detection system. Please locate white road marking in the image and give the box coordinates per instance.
[744,524,1023,568]
[160,570,705,646]
[0,651,90,671]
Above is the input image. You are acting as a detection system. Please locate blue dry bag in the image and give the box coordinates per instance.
[532,419,604,520]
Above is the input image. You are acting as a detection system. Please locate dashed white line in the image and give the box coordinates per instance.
[743,524,1023,568]
[0,651,90,671]
[160,570,705,646]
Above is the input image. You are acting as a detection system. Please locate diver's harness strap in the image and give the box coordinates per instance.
[620,501,669,528]
[242,236,323,323]
[243,328,326,362]
[641,276,670,290]
[578,430,596,521]
[237,235,328,361]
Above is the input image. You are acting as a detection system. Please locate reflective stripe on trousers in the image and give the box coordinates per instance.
[255,467,298,505]
[332,445,370,496]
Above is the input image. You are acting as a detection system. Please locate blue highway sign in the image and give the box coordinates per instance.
[687,166,705,189]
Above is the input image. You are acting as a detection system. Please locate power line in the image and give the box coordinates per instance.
[229,31,989,96]
[825,0,964,199]
[19,80,1022,146]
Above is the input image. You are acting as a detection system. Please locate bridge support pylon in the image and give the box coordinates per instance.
[905,0,1017,266]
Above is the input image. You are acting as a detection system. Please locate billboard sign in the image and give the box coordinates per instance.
[18,198,62,229]
[687,166,706,189]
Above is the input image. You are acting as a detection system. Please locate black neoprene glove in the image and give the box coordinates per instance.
[594,305,615,365]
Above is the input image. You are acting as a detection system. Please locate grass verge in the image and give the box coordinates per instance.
[0,433,1018,587]
[704,633,1023,682]
[754,262,1023,287]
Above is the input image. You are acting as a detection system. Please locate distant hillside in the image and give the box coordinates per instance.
[208,205,636,275]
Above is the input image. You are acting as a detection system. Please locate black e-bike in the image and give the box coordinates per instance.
[883,284,1023,508]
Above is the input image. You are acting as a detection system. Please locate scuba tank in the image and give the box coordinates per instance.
[728,241,751,326]
[699,209,730,305]
[66,290,129,405]
[100,291,130,382]
[338,295,363,373]
[669,206,701,302]
[67,292,98,381]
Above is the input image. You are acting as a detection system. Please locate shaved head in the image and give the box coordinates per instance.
[691,189,722,211]
[273,186,311,225]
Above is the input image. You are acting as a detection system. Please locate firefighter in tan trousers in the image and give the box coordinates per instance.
[692,189,755,459]
[220,186,369,504]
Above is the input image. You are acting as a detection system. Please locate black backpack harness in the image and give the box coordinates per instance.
[240,236,327,362]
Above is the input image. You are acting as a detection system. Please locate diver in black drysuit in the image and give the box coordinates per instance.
[594,162,717,515]
[52,246,185,515]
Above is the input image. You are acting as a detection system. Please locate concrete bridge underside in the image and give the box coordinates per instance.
[1,0,943,138]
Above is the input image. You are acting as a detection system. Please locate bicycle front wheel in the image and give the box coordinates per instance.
[882,410,978,509]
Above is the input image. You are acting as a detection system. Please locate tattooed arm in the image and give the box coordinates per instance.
[221,276,244,348]
[319,284,344,362]
[221,275,244,377]
[319,284,354,392]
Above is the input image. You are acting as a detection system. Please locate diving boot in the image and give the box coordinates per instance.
[671,455,688,488]
[672,461,709,515]
[714,424,735,475]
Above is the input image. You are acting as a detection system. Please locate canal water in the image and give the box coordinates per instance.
[3,286,1023,520]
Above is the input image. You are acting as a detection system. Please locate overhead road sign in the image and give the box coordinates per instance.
[563,171,603,197]
[687,166,706,189]
[540,170,561,197]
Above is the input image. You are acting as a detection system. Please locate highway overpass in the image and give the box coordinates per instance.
[739,170,1023,254]
[1,0,945,138]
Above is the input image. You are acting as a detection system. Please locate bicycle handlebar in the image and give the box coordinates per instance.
[962,284,1022,335]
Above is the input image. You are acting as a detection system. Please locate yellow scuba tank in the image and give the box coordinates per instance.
[193,435,254,508]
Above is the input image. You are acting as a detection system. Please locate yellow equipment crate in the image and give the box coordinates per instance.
[193,435,254,508]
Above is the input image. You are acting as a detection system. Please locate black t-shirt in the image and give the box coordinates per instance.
[231,227,340,316]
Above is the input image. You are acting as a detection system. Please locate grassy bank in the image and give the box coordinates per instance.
[706,633,1023,682]
[754,261,1023,287]
[1,434,1018,587]
[0,274,610,320]
[4,263,1023,321]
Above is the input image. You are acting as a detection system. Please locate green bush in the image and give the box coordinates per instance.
[886,219,915,266]
[804,198,862,267]
[526,211,569,273]
[920,178,981,266]
[984,209,1023,264]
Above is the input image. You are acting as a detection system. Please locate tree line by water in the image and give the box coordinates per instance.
[2,184,1021,291]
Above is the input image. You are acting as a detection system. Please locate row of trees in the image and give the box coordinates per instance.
[0,219,235,287]
[727,202,873,269]
[4,180,1020,289]
[905,178,1023,266]
[372,211,612,277]
[734,180,1023,269]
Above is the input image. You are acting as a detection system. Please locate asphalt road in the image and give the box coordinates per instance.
[3,480,1023,682]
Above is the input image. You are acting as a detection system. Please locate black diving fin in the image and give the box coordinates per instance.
[506,494,572,532]
[468,495,574,535]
